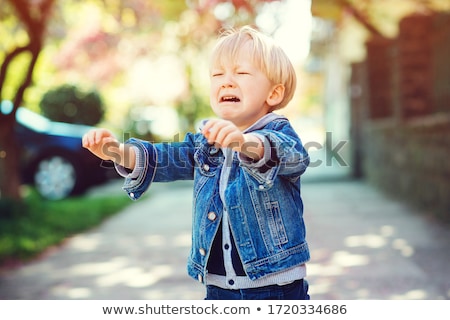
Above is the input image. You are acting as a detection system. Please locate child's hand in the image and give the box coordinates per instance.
[82,128,120,161]
[201,119,263,160]
[201,119,244,150]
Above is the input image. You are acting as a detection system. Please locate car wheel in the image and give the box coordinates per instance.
[33,155,81,200]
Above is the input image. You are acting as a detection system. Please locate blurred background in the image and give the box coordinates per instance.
[1,0,450,300]
[1,0,317,203]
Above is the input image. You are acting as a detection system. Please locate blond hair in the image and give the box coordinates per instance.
[210,25,297,110]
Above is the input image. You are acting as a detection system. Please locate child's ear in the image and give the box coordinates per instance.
[267,84,285,107]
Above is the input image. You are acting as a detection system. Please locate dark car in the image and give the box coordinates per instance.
[1,101,114,200]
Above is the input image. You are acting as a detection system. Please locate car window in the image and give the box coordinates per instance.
[16,107,51,132]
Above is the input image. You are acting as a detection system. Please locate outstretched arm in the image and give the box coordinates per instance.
[82,128,136,170]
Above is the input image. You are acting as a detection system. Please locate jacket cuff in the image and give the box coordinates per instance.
[119,138,157,200]
[238,133,271,169]
[114,146,140,179]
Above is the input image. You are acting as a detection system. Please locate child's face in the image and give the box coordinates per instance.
[209,41,279,131]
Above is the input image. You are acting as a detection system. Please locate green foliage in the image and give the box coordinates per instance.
[0,49,34,103]
[176,91,212,133]
[154,0,188,22]
[0,188,130,265]
[39,84,105,126]
[0,197,28,219]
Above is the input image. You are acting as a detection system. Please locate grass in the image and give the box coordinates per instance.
[0,187,131,266]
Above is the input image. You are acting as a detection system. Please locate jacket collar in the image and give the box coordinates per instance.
[199,112,286,134]
[243,112,286,133]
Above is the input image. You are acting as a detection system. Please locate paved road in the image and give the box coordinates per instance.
[0,161,449,300]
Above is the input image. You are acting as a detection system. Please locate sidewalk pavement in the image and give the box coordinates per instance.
[0,155,449,300]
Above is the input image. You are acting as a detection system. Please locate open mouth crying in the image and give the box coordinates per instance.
[221,96,240,103]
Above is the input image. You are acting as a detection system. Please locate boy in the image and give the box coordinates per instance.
[83,25,310,300]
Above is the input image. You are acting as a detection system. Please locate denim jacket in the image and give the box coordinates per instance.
[117,113,310,283]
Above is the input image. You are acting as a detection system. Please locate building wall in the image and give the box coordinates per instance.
[351,12,450,222]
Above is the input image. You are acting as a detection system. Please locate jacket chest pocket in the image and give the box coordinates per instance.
[193,145,222,204]
[194,145,223,177]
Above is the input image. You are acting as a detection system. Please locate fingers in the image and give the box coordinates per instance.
[82,129,94,148]
[203,120,228,144]
[201,119,243,149]
[82,129,114,148]
[82,131,92,148]
[200,119,217,141]
[82,128,121,161]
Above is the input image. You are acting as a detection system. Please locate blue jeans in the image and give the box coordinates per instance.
[205,279,310,300]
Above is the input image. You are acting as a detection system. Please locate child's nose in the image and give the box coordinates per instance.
[221,82,235,88]
[221,74,236,88]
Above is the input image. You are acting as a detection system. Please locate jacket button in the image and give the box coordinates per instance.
[198,274,203,283]
[207,212,217,221]
[203,164,210,171]
[130,192,135,198]
[258,185,264,190]
[199,248,206,256]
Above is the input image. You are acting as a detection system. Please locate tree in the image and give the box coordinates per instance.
[311,0,449,37]
[0,0,55,206]
[40,84,105,125]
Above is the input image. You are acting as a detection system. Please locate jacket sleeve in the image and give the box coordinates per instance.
[115,138,158,201]
[239,121,310,183]
[116,134,196,201]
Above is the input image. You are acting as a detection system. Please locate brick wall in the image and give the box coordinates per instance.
[431,13,450,114]
[351,12,450,222]
[398,14,434,118]
[362,116,450,222]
